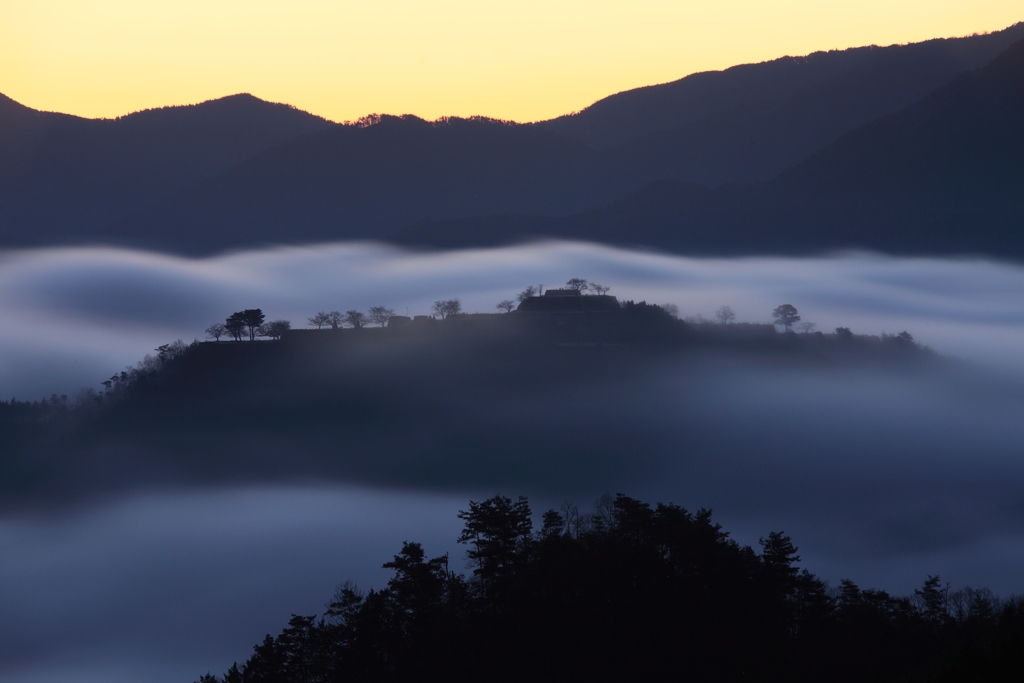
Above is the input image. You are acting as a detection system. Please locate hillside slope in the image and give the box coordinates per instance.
[394,37,1024,258]
[0,94,332,244]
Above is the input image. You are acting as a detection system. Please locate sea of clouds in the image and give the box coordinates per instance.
[3,241,1024,398]
[3,240,1024,683]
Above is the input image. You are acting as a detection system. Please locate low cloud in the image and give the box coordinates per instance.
[3,241,1024,682]
[3,242,1024,397]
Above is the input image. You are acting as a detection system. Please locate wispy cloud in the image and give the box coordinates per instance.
[2,242,1024,397]
[4,241,1024,683]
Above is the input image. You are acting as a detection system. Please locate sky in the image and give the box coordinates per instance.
[2,1,1021,122]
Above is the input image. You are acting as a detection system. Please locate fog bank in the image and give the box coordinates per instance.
[3,242,1024,397]
[3,241,1024,683]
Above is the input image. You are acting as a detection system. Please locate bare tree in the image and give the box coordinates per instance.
[516,286,537,303]
[797,321,817,334]
[344,310,366,329]
[496,299,516,313]
[560,501,581,539]
[368,305,396,328]
[308,311,330,329]
[325,311,344,330]
[432,298,462,319]
[565,278,588,291]
[205,323,227,341]
[589,283,610,295]
[715,305,736,324]
[259,320,291,340]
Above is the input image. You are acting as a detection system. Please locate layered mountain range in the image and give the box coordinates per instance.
[2,23,1022,256]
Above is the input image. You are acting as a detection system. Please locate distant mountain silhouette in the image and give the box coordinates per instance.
[395,36,1024,258]
[0,94,332,246]
[597,26,1024,187]
[2,25,1023,254]
[538,26,1024,148]
[105,115,622,252]
[112,25,1023,253]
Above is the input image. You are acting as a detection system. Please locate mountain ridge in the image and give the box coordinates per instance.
[3,24,1023,255]
[395,36,1024,258]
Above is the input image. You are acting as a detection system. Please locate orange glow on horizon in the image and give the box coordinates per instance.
[1,1,1020,123]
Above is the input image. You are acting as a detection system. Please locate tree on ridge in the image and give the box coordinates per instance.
[344,310,366,329]
[368,306,396,328]
[772,304,800,332]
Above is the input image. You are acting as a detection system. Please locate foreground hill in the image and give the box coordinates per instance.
[194,493,1024,683]
[396,36,1024,258]
[2,25,1022,253]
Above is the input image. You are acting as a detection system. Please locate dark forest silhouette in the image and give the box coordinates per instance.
[193,493,1024,683]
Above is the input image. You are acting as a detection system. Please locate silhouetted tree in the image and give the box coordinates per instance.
[344,310,366,329]
[382,542,448,626]
[716,305,736,324]
[797,321,817,334]
[224,313,245,341]
[565,278,588,291]
[915,575,949,625]
[834,326,854,341]
[760,530,801,591]
[204,492,1014,683]
[259,320,290,340]
[496,300,516,313]
[308,311,330,329]
[243,634,286,681]
[457,495,532,596]
[432,298,462,319]
[232,309,265,341]
[516,286,538,303]
[773,304,801,332]
[325,311,344,330]
[368,306,396,328]
[539,509,567,540]
[222,663,242,683]
[589,283,610,295]
[888,331,918,349]
[205,323,227,341]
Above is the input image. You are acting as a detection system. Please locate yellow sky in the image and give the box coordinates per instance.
[1,1,1020,123]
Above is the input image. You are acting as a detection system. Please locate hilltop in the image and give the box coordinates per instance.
[0,290,939,510]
